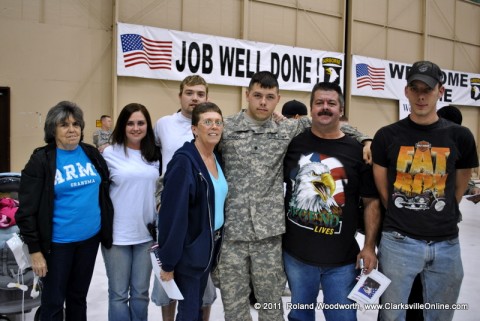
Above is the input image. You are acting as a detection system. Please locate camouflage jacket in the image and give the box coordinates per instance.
[340,124,371,143]
[219,110,310,241]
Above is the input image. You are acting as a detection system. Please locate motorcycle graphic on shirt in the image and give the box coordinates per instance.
[392,140,448,212]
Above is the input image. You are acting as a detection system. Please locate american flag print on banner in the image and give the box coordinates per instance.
[356,63,385,90]
[120,34,173,70]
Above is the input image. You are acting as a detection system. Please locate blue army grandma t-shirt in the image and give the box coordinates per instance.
[53,146,101,243]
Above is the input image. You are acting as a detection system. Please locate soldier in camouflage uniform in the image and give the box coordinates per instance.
[216,71,311,321]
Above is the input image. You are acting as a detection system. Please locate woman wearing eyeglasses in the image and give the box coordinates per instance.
[155,102,227,321]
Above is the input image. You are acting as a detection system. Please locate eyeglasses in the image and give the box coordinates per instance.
[200,119,224,127]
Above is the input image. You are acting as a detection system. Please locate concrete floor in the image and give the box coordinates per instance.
[7,197,479,321]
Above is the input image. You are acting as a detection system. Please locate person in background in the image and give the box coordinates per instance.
[152,74,217,321]
[283,82,380,321]
[437,105,463,126]
[437,105,480,196]
[372,61,479,321]
[101,103,160,321]
[15,101,114,321]
[281,99,308,119]
[93,114,113,153]
[156,102,227,321]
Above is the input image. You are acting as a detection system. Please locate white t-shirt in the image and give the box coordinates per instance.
[103,144,159,245]
[154,112,193,174]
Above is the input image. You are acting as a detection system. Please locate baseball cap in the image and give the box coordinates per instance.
[407,61,443,88]
[437,105,462,125]
[282,100,307,117]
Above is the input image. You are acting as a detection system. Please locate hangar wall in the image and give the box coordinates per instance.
[1,0,479,171]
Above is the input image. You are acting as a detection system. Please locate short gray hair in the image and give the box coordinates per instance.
[44,101,85,144]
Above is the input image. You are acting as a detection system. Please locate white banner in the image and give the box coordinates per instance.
[117,23,344,91]
[351,55,480,107]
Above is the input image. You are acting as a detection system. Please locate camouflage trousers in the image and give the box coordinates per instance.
[215,235,286,321]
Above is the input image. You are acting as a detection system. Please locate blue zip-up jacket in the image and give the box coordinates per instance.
[157,141,221,277]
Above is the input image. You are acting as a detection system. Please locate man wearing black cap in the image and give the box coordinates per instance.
[282,100,308,119]
[437,105,463,125]
[371,61,478,321]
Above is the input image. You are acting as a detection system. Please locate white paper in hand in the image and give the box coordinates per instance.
[150,250,184,300]
[348,269,391,305]
[6,233,31,270]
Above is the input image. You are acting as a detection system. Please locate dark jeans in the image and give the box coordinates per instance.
[175,270,209,321]
[40,234,100,321]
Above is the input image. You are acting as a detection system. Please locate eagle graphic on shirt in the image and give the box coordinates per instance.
[287,153,347,234]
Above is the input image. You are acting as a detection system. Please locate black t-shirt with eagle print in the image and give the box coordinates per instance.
[283,129,378,267]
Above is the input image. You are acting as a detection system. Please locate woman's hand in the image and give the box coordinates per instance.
[30,252,48,277]
[160,269,174,282]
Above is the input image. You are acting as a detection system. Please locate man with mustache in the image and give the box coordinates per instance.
[282,82,381,321]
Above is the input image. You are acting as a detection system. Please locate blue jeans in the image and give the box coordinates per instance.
[283,251,357,321]
[41,234,100,321]
[378,231,463,321]
[101,241,153,321]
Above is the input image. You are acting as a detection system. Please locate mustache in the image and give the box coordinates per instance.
[317,110,333,116]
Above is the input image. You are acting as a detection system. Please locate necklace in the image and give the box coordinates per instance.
[195,141,218,177]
